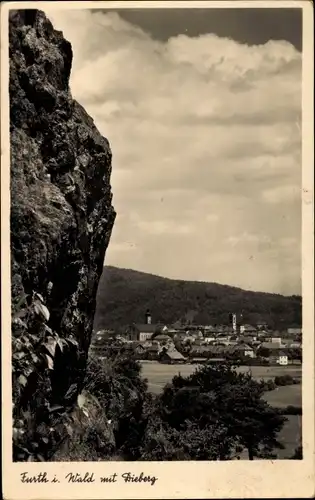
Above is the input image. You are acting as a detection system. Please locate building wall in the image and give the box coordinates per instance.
[244,350,255,358]
[279,356,288,365]
[139,331,153,342]
[287,328,302,335]
[126,328,138,341]
[203,337,215,344]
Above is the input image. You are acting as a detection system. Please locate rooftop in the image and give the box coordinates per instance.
[233,343,253,351]
[163,348,186,360]
[154,334,172,340]
[133,323,158,333]
[270,350,288,357]
[260,342,286,350]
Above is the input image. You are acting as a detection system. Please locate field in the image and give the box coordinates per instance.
[236,414,302,459]
[140,361,302,394]
[264,384,302,408]
[140,361,302,459]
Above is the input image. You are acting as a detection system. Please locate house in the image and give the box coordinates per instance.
[125,309,160,341]
[193,338,205,346]
[126,323,157,342]
[189,346,211,359]
[270,351,289,366]
[232,344,255,358]
[91,330,115,347]
[256,322,268,330]
[290,342,302,349]
[116,334,128,343]
[259,341,286,351]
[154,333,173,345]
[160,325,169,333]
[132,340,162,360]
[164,328,180,336]
[281,338,294,347]
[147,343,161,360]
[238,335,254,345]
[257,342,290,364]
[95,329,115,338]
[134,342,146,356]
[257,331,267,339]
[287,327,302,336]
[203,336,216,344]
[186,329,203,339]
[219,340,238,347]
[174,332,189,342]
[213,325,233,335]
[271,337,282,344]
[203,326,217,335]
[240,324,257,335]
[189,345,228,359]
[182,335,196,345]
[251,340,261,347]
[90,332,123,355]
[159,348,186,364]
[215,334,231,342]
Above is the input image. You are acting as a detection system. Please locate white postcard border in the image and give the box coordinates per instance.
[1,2,314,499]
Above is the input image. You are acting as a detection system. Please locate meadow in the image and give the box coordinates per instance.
[140,361,302,459]
[140,361,302,394]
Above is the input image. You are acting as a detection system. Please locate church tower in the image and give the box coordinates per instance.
[229,312,237,333]
[232,313,237,333]
[145,309,152,325]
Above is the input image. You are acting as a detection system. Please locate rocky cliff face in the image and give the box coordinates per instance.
[10,9,115,461]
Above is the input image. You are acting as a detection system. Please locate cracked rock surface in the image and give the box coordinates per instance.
[10,9,115,460]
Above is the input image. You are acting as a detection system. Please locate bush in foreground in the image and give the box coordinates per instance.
[59,357,288,461]
[280,405,302,415]
[274,375,295,386]
[139,363,287,460]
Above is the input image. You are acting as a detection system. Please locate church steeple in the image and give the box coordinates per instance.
[145,309,152,325]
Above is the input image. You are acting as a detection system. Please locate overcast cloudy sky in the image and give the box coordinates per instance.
[48,7,302,295]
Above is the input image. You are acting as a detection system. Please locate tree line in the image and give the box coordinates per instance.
[94,266,302,331]
[56,347,301,462]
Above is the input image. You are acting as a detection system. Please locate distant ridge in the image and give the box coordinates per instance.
[94,266,302,331]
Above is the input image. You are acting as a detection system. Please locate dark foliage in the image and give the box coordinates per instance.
[274,375,295,386]
[280,405,302,415]
[260,379,277,391]
[136,363,286,460]
[94,266,302,331]
[57,356,291,462]
[84,351,150,459]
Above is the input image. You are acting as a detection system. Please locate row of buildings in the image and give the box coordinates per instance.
[91,310,302,366]
[123,310,302,342]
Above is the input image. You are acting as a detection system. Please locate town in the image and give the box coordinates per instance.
[91,309,302,367]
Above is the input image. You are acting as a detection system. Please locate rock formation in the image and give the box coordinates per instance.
[10,9,115,461]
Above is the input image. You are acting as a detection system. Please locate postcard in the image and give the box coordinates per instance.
[1,1,314,498]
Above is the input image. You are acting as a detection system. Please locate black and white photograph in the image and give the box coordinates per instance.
[1,1,314,498]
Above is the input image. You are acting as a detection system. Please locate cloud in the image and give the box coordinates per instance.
[262,185,301,204]
[48,8,302,295]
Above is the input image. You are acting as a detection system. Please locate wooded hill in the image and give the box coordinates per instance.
[94,266,302,332]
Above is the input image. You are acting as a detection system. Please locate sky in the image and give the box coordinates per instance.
[48,7,302,295]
